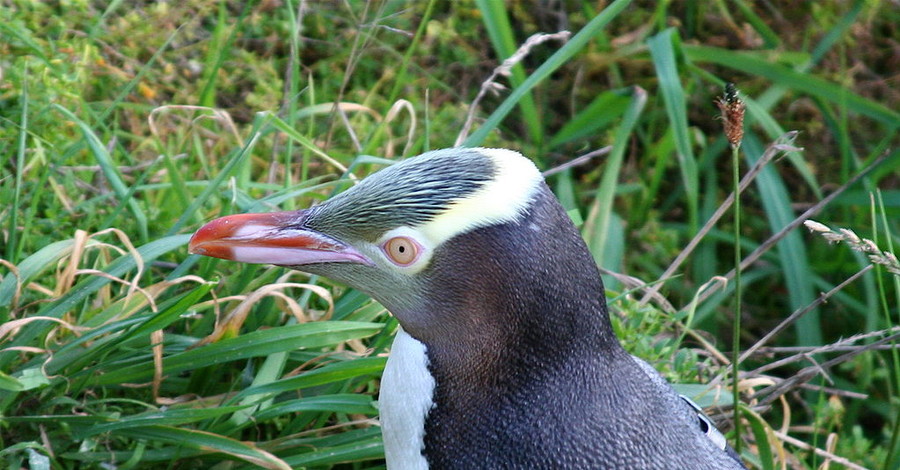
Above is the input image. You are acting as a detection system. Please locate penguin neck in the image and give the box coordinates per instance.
[409,185,622,378]
[383,185,626,468]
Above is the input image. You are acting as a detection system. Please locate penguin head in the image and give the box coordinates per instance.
[189,148,553,339]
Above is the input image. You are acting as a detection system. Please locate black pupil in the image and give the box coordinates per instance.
[397,245,405,253]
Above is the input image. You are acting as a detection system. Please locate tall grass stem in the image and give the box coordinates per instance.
[731,142,743,454]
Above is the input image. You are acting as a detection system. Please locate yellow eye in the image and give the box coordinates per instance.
[383,236,420,266]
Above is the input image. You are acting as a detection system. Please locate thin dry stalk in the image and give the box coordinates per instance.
[0,316,88,343]
[541,146,613,177]
[152,329,164,400]
[272,418,380,442]
[149,105,242,146]
[796,383,867,400]
[59,154,185,173]
[143,275,213,402]
[774,431,869,470]
[337,104,363,152]
[322,0,380,149]
[455,31,571,146]
[331,100,394,158]
[598,266,677,314]
[0,259,22,313]
[748,327,900,378]
[384,99,417,157]
[639,132,801,307]
[257,110,357,180]
[195,281,333,347]
[58,230,90,296]
[749,344,900,355]
[696,150,892,305]
[751,331,900,407]
[73,269,157,313]
[738,265,874,363]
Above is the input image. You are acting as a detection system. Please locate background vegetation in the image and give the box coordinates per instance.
[1,0,898,468]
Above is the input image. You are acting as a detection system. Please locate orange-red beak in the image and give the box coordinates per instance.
[188,211,373,266]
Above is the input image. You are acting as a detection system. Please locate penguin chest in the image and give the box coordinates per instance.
[379,329,435,470]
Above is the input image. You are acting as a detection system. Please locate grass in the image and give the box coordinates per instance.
[1,1,899,468]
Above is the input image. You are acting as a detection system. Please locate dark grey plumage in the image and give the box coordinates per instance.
[415,184,744,468]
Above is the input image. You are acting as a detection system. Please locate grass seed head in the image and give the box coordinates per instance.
[716,82,746,149]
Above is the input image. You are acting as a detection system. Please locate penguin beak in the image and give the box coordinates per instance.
[188,211,374,267]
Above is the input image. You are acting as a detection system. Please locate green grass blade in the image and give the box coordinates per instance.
[0,21,48,63]
[198,3,229,108]
[730,0,780,48]
[873,191,900,470]
[7,61,28,264]
[115,425,291,470]
[475,0,543,144]
[0,234,192,369]
[744,407,776,470]
[116,283,213,344]
[648,28,698,232]
[282,434,383,468]
[235,356,387,400]
[97,25,182,123]
[77,406,248,438]
[165,115,268,236]
[809,0,864,66]
[745,134,821,346]
[41,284,213,378]
[53,104,149,240]
[684,45,900,127]
[90,322,383,385]
[463,0,634,147]
[0,371,24,392]
[362,0,438,155]
[742,96,820,197]
[227,350,289,427]
[549,89,631,147]
[255,394,376,421]
[750,1,862,118]
[0,239,80,309]
[583,87,646,269]
[265,113,341,167]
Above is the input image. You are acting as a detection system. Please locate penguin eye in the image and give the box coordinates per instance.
[382,236,420,266]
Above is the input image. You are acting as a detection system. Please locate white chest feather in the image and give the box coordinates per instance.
[379,329,435,470]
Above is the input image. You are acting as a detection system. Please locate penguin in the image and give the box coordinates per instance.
[189,148,746,469]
